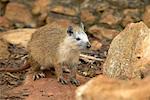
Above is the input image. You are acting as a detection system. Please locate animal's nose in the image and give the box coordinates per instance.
[86,42,91,48]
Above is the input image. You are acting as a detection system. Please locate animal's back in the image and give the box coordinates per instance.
[28,24,66,67]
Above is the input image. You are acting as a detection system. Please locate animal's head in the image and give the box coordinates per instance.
[67,23,91,50]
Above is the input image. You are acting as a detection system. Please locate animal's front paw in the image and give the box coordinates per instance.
[70,78,80,86]
[32,71,45,80]
[58,77,68,85]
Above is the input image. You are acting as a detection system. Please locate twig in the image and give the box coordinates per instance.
[6,72,20,79]
[79,54,103,62]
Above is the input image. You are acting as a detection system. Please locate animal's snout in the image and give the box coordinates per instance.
[86,42,91,48]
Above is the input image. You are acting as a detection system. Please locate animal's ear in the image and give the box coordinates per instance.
[80,22,84,30]
[67,25,73,36]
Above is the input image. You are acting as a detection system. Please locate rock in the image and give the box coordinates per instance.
[76,75,150,100]
[107,0,128,8]
[122,15,134,27]
[50,5,77,16]
[122,9,140,27]
[0,39,10,59]
[143,5,150,28]
[32,0,52,25]
[91,40,102,51]
[5,2,35,26]
[81,9,96,25]
[95,2,109,13]
[107,0,143,8]
[88,25,119,40]
[0,16,11,28]
[99,10,122,25]
[2,29,36,48]
[46,18,72,28]
[32,0,51,15]
[103,22,150,79]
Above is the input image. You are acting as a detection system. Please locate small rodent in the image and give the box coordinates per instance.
[27,22,91,86]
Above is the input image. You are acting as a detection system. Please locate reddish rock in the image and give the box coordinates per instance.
[103,22,150,79]
[5,2,34,26]
[91,40,102,51]
[123,9,139,15]
[32,0,52,25]
[99,10,122,25]
[0,16,11,28]
[0,39,10,59]
[50,5,77,16]
[2,29,36,48]
[122,9,140,27]
[143,5,150,28]
[122,15,134,27]
[88,25,119,40]
[76,75,150,100]
[95,2,109,12]
[32,0,51,15]
[46,17,72,28]
[81,9,96,24]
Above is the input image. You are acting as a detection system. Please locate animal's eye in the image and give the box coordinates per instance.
[76,38,81,41]
[68,30,73,34]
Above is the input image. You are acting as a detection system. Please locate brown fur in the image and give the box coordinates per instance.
[27,23,81,85]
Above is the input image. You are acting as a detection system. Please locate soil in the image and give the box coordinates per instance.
[0,42,108,100]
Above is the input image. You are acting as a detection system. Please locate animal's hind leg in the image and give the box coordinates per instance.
[27,57,45,80]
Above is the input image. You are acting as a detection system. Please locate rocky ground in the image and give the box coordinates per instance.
[0,0,150,100]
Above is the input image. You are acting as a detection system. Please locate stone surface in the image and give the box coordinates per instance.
[50,5,77,16]
[0,16,11,28]
[122,15,134,27]
[95,2,109,13]
[76,75,150,100]
[5,2,34,26]
[143,5,150,28]
[91,40,102,51]
[32,0,51,15]
[0,39,10,59]
[88,25,119,40]
[46,16,72,27]
[99,10,122,25]
[32,0,51,25]
[81,9,96,25]
[2,29,36,48]
[122,9,140,27]
[103,22,150,79]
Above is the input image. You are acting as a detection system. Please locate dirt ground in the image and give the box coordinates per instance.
[0,42,108,100]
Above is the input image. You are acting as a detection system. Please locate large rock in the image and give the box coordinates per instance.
[88,25,119,40]
[122,9,140,27]
[91,40,102,51]
[0,16,11,29]
[81,9,96,25]
[143,5,150,28]
[99,10,122,26]
[5,2,35,26]
[32,0,52,25]
[32,0,51,15]
[103,22,150,79]
[2,29,36,48]
[76,75,150,100]
[50,5,77,16]
[0,39,10,59]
